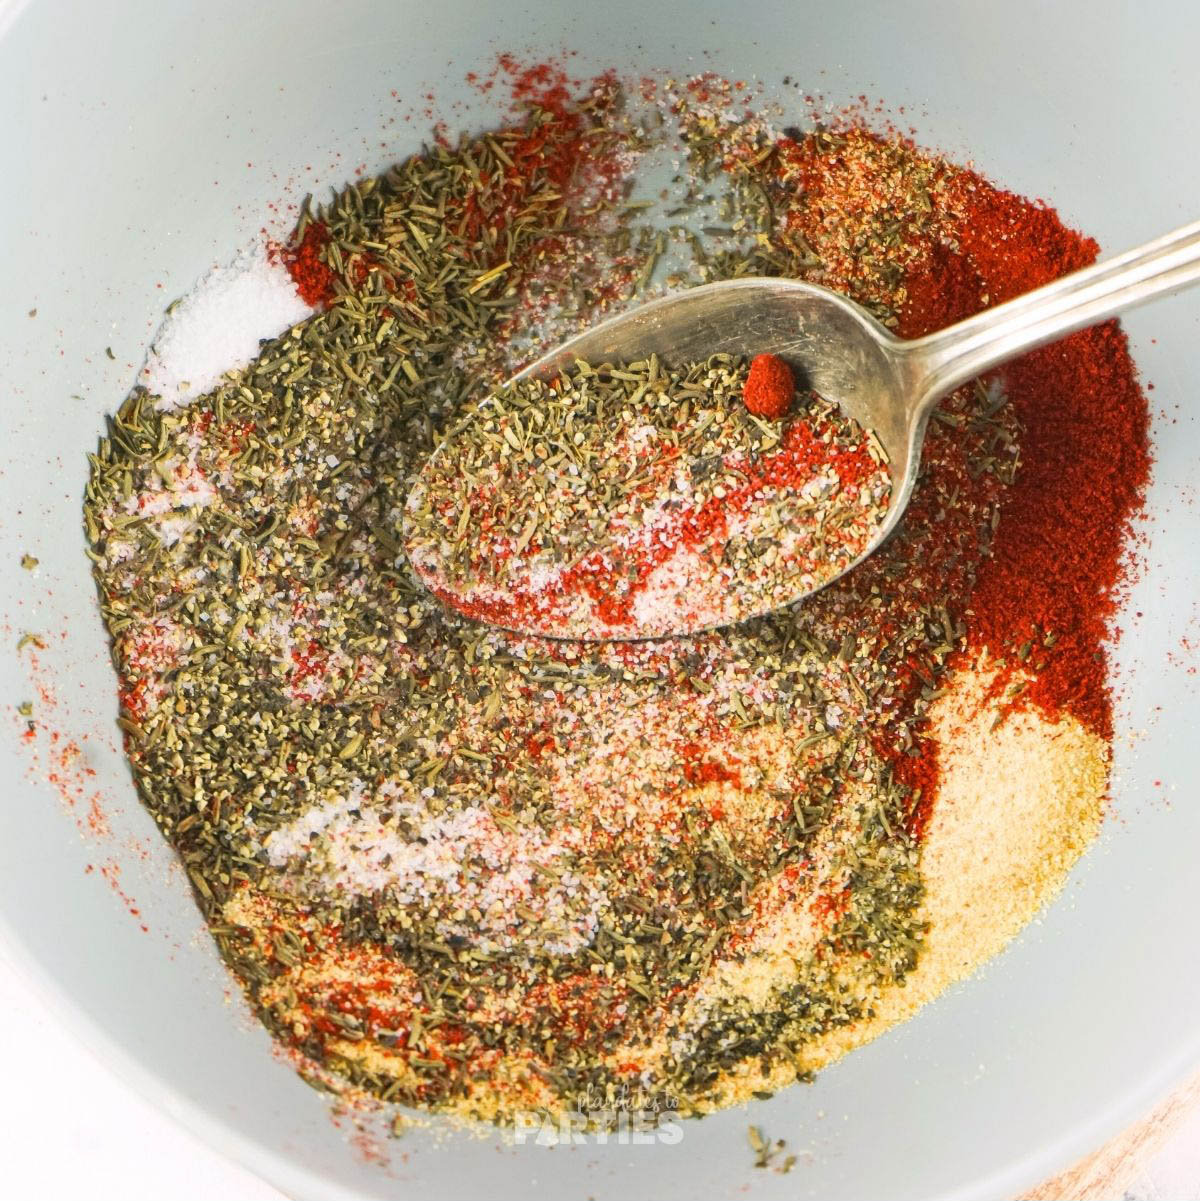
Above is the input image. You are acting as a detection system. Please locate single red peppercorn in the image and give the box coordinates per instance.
[743,353,795,419]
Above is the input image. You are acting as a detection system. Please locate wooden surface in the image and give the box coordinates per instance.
[1023,1071,1200,1200]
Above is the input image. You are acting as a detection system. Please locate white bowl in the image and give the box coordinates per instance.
[2,2,1199,1198]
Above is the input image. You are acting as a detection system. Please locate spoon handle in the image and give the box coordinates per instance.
[901,217,1200,410]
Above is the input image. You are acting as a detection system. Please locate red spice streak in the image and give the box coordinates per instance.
[496,53,575,109]
[580,416,879,624]
[810,886,851,925]
[973,322,1147,738]
[900,177,1149,740]
[876,733,940,841]
[285,222,337,307]
[445,415,881,633]
[896,239,983,337]
[524,732,555,759]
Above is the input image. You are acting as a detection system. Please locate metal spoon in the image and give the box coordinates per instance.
[410,218,1200,640]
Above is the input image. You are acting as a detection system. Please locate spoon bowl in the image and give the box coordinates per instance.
[502,278,920,586]
[413,219,1200,638]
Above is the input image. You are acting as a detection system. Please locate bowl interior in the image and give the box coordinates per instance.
[2,3,1199,1199]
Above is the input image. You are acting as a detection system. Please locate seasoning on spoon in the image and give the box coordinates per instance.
[405,353,892,639]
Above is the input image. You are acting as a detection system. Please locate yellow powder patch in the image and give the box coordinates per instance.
[792,662,1108,1075]
[705,895,821,1011]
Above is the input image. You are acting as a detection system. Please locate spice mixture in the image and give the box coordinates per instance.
[406,354,891,639]
[83,64,1148,1126]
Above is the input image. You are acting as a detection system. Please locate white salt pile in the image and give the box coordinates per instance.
[141,241,314,408]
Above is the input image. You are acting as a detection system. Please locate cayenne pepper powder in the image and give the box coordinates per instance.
[968,321,1149,738]
[896,240,984,338]
[915,182,1150,739]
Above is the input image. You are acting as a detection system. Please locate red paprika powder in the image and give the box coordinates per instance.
[922,181,1150,740]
